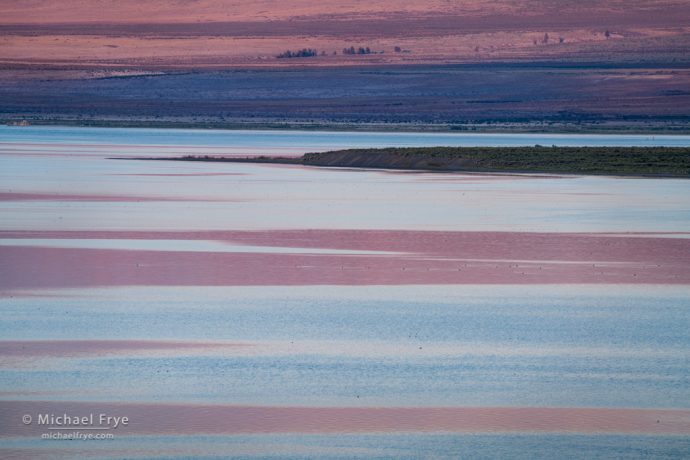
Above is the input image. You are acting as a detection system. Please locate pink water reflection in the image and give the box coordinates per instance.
[1,230,688,291]
[2,401,689,436]
[0,340,249,358]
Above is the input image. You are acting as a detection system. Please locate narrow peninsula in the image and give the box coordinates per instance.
[136,146,690,177]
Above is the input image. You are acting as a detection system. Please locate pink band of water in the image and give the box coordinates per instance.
[0,340,247,357]
[1,230,689,289]
[1,401,688,436]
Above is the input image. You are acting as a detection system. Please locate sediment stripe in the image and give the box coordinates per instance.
[2,402,689,436]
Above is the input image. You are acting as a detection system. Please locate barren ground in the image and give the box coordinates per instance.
[1,1,689,129]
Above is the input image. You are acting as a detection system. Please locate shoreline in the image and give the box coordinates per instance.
[6,119,690,135]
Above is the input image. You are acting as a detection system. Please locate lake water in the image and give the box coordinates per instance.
[3,126,690,157]
[1,127,689,459]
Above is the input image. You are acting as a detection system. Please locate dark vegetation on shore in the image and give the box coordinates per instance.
[158,146,690,177]
[277,46,380,58]
[277,48,319,58]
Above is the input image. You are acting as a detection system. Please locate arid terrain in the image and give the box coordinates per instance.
[2,0,690,68]
[1,0,689,129]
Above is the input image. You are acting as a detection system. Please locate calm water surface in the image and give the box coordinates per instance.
[1,127,689,458]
